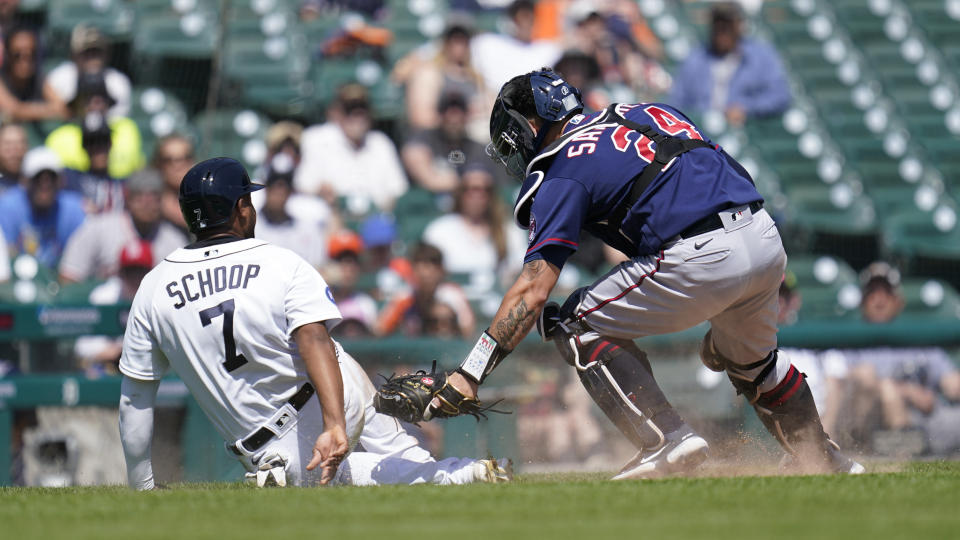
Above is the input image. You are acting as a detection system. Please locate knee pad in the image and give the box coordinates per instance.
[577,339,684,450]
[725,350,782,404]
[698,329,726,372]
[537,287,589,343]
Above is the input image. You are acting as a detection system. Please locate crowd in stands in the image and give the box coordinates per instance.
[0,0,954,458]
[781,262,960,457]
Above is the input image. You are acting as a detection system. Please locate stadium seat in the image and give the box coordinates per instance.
[786,254,861,320]
[129,86,193,156]
[133,12,218,60]
[47,0,134,39]
[193,109,270,170]
[900,278,960,319]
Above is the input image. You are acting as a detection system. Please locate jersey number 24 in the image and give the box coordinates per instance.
[567,105,703,161]
[199,298,248,373]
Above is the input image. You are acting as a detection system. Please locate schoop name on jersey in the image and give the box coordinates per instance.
[166,264,261,309]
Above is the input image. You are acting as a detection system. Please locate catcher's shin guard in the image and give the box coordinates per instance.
[575,339,685,450]
[728,351,857,472]
[540,289,684,450]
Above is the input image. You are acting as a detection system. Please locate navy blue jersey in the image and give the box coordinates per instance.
[515,103,762,266]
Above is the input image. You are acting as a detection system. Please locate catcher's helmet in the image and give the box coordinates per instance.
[487,68,583,178]
[179,157,263,235]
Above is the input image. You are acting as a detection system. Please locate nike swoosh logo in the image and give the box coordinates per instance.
[694,238,713,250]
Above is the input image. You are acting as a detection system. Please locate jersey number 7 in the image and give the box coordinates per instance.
[199,298,248,373]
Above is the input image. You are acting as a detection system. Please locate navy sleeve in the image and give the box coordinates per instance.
[523,177,590,267]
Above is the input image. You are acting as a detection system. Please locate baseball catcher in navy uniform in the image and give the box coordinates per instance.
[375,69,864,479]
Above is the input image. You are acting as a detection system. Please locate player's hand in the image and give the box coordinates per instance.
[305,424,348,485]
[432,370,478,405]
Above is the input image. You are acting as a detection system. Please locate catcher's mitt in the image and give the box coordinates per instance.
[373,364,506,423]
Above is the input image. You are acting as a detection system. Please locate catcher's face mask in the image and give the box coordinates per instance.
[487,99,537,179]
[487,68,584,180]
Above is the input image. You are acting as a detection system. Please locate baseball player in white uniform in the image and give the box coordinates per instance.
[118,157,510,488]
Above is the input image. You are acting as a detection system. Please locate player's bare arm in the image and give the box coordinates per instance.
[294,321,349,484]
[447,259,561,398]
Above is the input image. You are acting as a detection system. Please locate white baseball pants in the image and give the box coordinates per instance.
[575,207,788,378]
[233,346,481,487]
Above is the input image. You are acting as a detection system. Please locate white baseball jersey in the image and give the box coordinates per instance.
[119,238,342,444]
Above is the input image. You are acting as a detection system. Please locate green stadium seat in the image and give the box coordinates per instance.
[900,278,960,319]
[222,34,313,115]
[784,184,880,267]
[786,254,861,320]
[19,0,47,11]
[787,253,859,289]
[867,185,925,215]
[882,206,960,261]
[129,86,192,156]
[47,0,134,39]
[193,109,270,170]
[133,13,218,59]
[393,187,443,244]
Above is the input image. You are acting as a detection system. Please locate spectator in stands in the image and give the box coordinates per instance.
[401,92,490,194]
[58,169,186,283]
[422,163,525,287]
[360,213,412,300]
[326,230,377,338]
[376,242,474,338]
[254,167,327,268]
[60,111,124,214]
[74,239,153,377]
[401,14,488,138]
[0,122,27,189]
[563,3,670,105]
[46,24,132,118]
[45,72,144,180]
[0,147,85,269]
[263,120,303,173]
[0,27,69,123]
[471,0,562,95]
[835,262,960,455]
[670,2,791,126]
[296,84,407,212]
[859,261,905,324]
[0,0,20,50]
[151,133,194,233]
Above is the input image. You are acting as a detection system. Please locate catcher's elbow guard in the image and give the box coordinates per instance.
[458,331,507,384]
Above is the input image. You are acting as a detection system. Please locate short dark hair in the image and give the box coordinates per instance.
[508,0,535,19]
[500,73,537,120]
[411,242,444,267]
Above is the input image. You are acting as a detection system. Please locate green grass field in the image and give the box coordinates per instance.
[2,462,958,540]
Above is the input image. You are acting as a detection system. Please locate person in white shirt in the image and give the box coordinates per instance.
[59,169,187,283]
[254,167,329,268]
[470,1,562,95]
[295,84,407,213]
[118,158,509,489]
[422,163,526,296]
[45,25,131,119]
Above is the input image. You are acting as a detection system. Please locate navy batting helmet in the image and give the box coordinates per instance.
[179,157,263,235]
[487,68,583,178]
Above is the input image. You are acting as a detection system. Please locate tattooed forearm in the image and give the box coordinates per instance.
[520,259,545,280]
[492,298,538,350]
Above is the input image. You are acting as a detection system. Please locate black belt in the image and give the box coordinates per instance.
[229,383,315,456]
[678,201,764,240]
